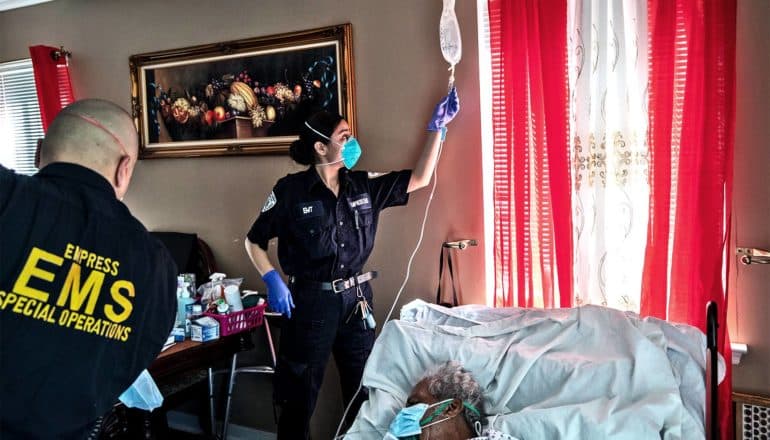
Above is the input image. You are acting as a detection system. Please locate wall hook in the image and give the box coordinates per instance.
[443,239,478,250]
[736,247,770,265]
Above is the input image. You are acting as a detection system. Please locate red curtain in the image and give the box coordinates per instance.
[488,0,572,308]
[641,0,735,437]
[489,0,735,435]
[29,45,75,132]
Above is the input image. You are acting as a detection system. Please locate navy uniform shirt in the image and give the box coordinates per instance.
[247,167,412,281]
[0,163,177,439]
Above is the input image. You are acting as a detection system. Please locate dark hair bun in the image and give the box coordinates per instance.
[289,110,344,167]
[289,138,315,166]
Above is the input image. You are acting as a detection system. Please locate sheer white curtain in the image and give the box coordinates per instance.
[568,0,649,311]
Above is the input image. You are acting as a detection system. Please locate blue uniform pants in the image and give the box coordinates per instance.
[274,281,375,439]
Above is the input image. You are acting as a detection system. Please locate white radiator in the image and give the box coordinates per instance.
[735,392,770,440]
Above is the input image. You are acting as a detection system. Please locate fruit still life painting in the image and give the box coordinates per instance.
[131,25,354,158]
[145,48,338,143]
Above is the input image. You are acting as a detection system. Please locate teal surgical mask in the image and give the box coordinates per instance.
[384,399,456,439]
[305,121,362,169]
[338,137,362,169]
[384,402,428,438]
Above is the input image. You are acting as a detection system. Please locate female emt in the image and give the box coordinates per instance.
[245,87,459,439]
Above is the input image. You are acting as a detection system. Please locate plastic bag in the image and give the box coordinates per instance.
[197,275,243,308]
[440,0,462,67]
[440,0,462,89]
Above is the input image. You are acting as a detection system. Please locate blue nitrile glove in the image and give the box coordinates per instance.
[427,87,460,133]
[262,269,295,319]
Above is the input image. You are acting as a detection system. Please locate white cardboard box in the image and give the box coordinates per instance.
[190,317,220,342]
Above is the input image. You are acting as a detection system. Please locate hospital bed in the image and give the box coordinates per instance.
[344,300,722,439]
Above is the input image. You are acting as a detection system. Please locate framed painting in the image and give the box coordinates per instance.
[129,24,355,159]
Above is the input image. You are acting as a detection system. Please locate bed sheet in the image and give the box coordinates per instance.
[344,301,716,440]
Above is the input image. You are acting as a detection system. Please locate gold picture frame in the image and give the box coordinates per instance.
[129,24,355,159]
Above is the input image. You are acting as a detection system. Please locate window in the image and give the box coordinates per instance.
[477,0,495,306]
[0,58,44,175]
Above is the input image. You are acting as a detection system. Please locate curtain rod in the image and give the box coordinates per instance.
[50,46,71,61]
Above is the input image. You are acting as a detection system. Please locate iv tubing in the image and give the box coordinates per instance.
[333,134,446,439]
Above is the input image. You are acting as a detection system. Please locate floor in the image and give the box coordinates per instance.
[167,410,276,440]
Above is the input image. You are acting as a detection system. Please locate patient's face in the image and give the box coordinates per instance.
[406,379,472,440]
[407,379,438,405]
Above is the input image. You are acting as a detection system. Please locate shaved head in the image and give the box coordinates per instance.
[40,99,139,198]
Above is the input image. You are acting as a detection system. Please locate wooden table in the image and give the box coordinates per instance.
[150,335,245,381]
[148,312,278,439]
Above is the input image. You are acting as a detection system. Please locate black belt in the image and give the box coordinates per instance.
[289,271,378,293]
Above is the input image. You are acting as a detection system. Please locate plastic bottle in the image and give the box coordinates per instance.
[177,281,194,336]
[209,272,227,302]
[224,285,244,312]
[191,304,203,319]
[174,276,184,326]
[190,304,203,331]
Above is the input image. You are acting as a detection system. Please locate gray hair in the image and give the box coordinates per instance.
[421,360,484,430]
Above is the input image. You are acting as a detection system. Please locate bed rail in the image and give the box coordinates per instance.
[706,301,719,440]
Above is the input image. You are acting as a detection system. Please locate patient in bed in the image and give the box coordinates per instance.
[385,361,518,440]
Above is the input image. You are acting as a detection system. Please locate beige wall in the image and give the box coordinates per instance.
[729,0,770,396]
[0,0,485,437]
[2,0,769,436]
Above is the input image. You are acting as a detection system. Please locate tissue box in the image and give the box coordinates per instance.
[191,317,220,342]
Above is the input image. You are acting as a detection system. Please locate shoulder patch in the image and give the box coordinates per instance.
[367,172,385,179]
[261,191,277,213]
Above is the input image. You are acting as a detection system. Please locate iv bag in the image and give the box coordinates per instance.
[439,0,462,67]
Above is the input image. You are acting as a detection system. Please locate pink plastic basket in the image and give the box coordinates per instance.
[203,303,267,336]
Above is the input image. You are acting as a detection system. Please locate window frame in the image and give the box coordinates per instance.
[0,58,44,175]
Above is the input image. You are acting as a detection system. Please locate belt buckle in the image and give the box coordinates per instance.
[332,278,347,293]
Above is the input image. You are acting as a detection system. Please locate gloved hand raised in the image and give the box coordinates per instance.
[427,87,460,132]
[262,269,295,319]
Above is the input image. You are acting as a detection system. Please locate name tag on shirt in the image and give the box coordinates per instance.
[295,200,324,219]
[347,193,371,210]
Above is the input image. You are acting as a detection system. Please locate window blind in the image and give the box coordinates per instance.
[0,59,43,175]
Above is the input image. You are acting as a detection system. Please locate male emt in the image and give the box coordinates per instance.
[0,99,177,438]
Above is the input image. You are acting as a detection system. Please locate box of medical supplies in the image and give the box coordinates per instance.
[190,317,220,342]
[171,326,186,342]
[203,303,267,336]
